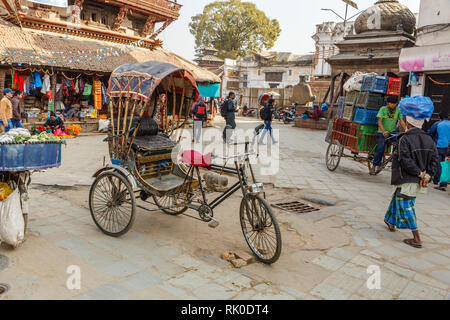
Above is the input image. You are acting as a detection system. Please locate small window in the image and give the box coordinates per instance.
[289,70,292,76]
[80,12,85,20]
[258,70,261,76]
[243,74,248,80]
[101,16,107,25]
[91,13,97,22]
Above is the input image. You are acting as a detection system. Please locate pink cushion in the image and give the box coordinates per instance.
[181,150,212,167]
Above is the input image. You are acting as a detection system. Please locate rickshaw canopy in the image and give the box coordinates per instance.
[108,61,199,103]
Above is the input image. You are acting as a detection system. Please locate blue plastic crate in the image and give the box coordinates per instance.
[0,142,62,171]
[362,75,388,94]
[336,96,346,118]
[353,108,379,125]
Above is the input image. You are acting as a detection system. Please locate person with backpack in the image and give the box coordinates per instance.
[191,96,207,143]
[259,99,277,145]
[221,92,237,143]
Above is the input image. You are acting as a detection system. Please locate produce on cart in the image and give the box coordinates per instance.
[0,128,62,247]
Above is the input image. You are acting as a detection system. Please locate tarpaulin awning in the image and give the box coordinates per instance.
[198,83,221,98]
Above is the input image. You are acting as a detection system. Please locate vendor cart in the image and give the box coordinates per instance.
[325,118,395,174]
[89,61,282,264]
[0,141,62,235]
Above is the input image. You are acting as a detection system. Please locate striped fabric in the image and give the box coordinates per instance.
[385,194,418,231]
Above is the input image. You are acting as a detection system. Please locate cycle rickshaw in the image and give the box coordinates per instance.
[89,61,282,264]
[326,118,395,175]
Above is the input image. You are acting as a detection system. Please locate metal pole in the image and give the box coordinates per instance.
[344,4,348,29]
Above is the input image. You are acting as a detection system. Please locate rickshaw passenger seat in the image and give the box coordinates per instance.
[181,150,212,167]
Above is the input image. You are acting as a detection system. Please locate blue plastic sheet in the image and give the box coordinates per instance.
[399,96,435,119]
[0,143,62,171]
[198,83,221,98]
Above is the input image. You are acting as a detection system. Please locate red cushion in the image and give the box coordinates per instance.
[181,150,212,167]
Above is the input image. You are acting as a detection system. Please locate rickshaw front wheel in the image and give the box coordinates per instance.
[326,140,343,172]
[240,195,282,265]
[89,171,136,237]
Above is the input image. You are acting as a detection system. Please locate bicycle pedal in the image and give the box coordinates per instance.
[208,220,220,228]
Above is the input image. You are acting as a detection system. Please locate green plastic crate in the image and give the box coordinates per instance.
[345,91,359,105]
[353,124,378,152]
[356,92,385,110]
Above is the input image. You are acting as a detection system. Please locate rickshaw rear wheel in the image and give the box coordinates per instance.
[153,193,188,216]
[240,195,282,265]
[326,140,343,172]
[89,171,136,237]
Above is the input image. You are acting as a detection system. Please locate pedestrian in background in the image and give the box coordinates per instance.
[384,115,439,249]
[259,98,277,145]
[0,88,14,132]
[191,96,207,143]
[428,112,450,191]
[11,90,24,128]
[222,92,237,143]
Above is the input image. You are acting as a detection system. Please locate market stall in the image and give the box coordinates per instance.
[7,67,110,132]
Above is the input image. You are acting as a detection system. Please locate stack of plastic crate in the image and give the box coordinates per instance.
[342,91,358,120]
[362,75,389,94]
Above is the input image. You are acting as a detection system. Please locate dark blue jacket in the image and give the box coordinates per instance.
[224,98,236,120]
[392,128,439,186]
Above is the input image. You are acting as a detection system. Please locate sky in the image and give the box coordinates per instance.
[160,0,421,61]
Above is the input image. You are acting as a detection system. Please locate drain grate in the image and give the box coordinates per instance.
[0,283,9,296]
[272,201,320,214]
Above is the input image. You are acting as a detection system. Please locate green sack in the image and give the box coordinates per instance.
[82,83,92,96]
[440,161,450,184]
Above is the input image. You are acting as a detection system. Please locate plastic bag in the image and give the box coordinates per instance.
[399,96,435,120]
[98,119,110,133]
[344,72,374,92]
[440,161,450,184]
[0,189,25,248]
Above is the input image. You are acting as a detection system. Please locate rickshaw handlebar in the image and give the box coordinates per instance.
[103,127,136,142]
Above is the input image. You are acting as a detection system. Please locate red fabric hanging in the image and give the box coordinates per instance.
[13,73,24,91]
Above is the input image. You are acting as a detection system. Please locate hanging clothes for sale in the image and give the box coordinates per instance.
[41,74,51,95]
[33,72,43,88]
[78,78,85,93]
[93,80,103,110]
[101,82,109,106]
[55,83,63,101]
[23,77,31,95]
[63,79,71,88]
[82,83,92,96]
[13,73,24,91]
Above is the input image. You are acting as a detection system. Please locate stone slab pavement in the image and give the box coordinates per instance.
[0,117,449,300]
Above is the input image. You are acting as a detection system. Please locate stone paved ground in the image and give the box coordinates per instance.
[0,117,449,300]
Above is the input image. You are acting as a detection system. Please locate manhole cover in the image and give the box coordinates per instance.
[0,254,8,272]
[272,201,320,214]
[0,283,9,296]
